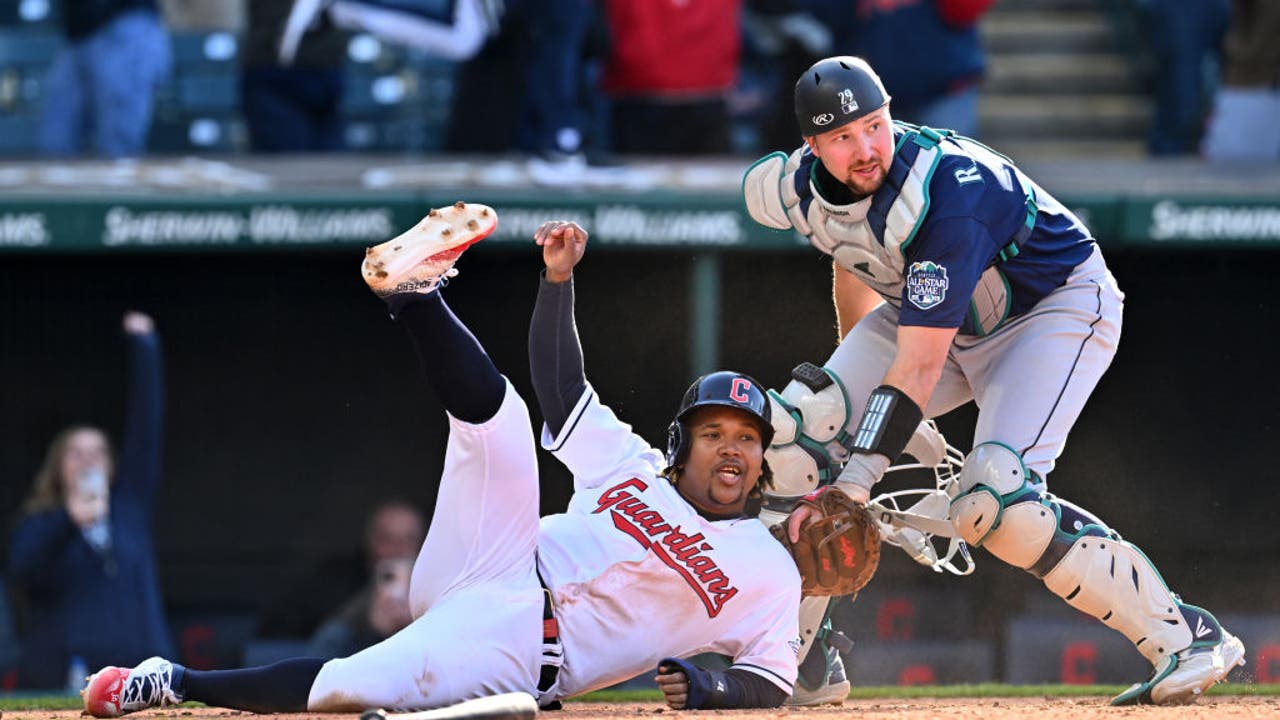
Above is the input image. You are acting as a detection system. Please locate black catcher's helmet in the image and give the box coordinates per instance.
[665,371,774,467]
[794,55,891,137]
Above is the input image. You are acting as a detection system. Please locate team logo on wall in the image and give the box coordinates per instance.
[906,261,949,310]
[838,89,858,114]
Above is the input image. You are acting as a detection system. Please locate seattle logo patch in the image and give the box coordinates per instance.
[906,261,949,310]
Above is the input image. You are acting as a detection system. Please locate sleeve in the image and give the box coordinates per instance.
[528,272,587,438]
[540,385,666,492]
[6,510,77,591]
[659,659,787,709]
[897,159,1006,330]
[116,331,165,511]
[721,668,788,708]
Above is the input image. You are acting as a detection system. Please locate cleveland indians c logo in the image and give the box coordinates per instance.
[729,378,752,403]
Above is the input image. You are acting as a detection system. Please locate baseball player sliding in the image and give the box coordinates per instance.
[80,204,801,717]
[744,56,1245,706]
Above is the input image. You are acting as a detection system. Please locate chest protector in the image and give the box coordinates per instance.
[800,126,1037,337]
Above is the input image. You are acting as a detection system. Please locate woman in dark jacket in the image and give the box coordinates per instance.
[7,311,173,689]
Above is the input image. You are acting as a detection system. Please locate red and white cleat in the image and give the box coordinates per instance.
[82,656,183,718]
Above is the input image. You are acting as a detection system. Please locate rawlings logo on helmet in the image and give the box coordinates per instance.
[812,113,835,126]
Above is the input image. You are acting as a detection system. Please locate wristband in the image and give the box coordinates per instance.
[850,385,923,462]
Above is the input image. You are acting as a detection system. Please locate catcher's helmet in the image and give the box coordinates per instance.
[666,371,774,467]
[794,56,891,137]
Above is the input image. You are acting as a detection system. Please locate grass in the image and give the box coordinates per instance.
[575,683,1280,703]
[5,684,1279,711]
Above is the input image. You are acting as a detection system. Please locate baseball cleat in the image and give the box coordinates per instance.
[787,646,850,706]
[82,656,184,717]
[361,201,497,298]
[1111,626,1246,706]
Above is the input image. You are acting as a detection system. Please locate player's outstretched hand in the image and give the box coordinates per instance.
[534,220,587,283]
[655,661,691,709]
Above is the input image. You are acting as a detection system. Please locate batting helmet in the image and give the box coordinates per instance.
[794,56,891,137]
[666,371,774,467]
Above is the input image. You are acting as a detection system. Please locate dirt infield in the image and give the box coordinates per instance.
[7,698,1280,720]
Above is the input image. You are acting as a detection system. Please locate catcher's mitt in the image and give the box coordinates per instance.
[770,487,881,597]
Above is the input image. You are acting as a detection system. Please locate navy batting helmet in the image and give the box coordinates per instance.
[794,56,891,137]
[666,371,774,467]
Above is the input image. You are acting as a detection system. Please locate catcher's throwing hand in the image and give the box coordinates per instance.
[534,220,587,283]
[655,662,690,709]
[772,485,880,597]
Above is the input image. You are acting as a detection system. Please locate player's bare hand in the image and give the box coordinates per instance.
[122,311,154,336]
[534,220,587,283]
[786,503,822,543]
[786,484,869,542]
[655,664,690,709]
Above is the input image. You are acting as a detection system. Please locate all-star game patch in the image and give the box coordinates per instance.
[906,261,949,310]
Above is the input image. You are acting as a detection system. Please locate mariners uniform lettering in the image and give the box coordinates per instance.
[593,478,739,616]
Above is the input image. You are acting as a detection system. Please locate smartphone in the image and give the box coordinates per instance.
[375,558,413,596]
[77,468,108,501]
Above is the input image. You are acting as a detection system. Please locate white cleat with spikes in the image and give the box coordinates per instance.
[361,201,497,298]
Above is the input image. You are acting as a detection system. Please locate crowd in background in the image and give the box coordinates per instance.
[13,0,1279,165]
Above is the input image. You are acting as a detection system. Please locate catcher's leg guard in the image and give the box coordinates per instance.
[786,596,851,706]
[756,509,851,706]
[951,442,1245,705]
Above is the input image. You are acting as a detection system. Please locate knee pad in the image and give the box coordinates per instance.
[951,442,1115,570]
[950,442,1058,567]
[764,364,853,499]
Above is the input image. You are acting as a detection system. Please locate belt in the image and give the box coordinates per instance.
[537,569,561,694]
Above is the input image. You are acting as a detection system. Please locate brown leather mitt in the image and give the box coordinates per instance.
[770,487,881,597]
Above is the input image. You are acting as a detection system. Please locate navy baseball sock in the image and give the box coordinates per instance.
[398,292,505,423]
[180,658,326,713]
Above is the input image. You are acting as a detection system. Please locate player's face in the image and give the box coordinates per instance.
[806,106,894,199]
[676,406,766,517]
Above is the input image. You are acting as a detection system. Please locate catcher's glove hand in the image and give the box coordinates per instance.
[770,486,881,597]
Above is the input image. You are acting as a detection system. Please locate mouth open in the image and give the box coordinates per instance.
[714,462,744,486]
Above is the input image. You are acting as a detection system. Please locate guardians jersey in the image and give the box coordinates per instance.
[537,386,800,699]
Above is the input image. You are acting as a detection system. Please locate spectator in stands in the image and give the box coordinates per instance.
[37,0,172,157]
[304,501,424,658]
[5,312,174,689]
[442,0,620,185]
[1200,0,1280,163]
[830,0,993,137]
[257,499,424,646]
[1142,0,1230,156]
[600,0,742,155]
[740,0,836,152]
[242,0,350,152]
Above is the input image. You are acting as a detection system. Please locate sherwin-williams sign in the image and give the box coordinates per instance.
[0,194,1277,252]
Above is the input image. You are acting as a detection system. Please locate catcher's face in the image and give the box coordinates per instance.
[806,106,894,199]
[676,406,766,517]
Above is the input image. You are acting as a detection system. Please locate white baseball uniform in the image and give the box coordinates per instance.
[308,380,799,711]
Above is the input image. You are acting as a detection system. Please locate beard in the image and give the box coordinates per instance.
[843,161,887,199]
